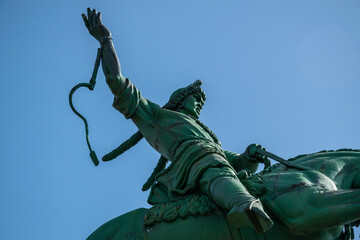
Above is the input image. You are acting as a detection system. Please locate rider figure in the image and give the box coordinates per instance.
[82,8,274,232]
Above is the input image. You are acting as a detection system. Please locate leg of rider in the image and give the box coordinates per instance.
[199,165,274,232]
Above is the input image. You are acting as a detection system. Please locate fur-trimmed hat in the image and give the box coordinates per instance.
[163,80,206,111]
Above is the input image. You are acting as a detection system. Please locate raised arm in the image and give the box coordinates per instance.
[82,8,122,82]
[82,8,141,119]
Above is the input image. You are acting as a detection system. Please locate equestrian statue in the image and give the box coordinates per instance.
[77,8,359,240]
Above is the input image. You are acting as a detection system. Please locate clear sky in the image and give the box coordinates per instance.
[1,1,359,239]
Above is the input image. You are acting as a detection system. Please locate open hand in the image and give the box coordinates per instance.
[82,8,111,44]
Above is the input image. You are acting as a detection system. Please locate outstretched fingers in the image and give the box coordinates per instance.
[82,13,90,30]
[86,8,93,28]
[97,12,102,25]
[87,7,92,18]
[84,8,99,32]
[92,9,97,26]
[82,8,110,43]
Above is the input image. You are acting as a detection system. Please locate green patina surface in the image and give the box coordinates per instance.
[87,150,360,240]
[145,173,265,226]
[78,8,360,240]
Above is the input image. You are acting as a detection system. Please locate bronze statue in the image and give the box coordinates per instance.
[78,8,359,240]
[82,7,273,232]
[87,149,360,240]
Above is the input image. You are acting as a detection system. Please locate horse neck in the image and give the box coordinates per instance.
[344,155,360,189]
[297,151,360,189]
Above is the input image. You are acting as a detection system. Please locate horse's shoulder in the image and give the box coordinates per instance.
[87,208,148,240]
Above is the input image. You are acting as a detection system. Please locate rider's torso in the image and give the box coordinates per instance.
[132,99,216,161]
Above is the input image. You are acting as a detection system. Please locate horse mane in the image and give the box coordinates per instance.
[258,148,360,175]
[287,148,360,162]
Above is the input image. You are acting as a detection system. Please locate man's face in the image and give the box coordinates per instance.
[179,94,203,119]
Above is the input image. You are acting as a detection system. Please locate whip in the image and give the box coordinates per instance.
[69,48,102,166]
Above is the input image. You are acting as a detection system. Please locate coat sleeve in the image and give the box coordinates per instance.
[224,151,241,169]
[224,150,259,174]
[107,75,142,119]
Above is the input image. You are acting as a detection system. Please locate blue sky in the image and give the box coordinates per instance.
[1,1,359,239]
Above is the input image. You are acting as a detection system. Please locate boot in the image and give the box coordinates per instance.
[209,176,273,232]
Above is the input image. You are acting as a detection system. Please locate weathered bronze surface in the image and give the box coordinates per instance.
[87,149,360,240]
[78,8,359,240]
